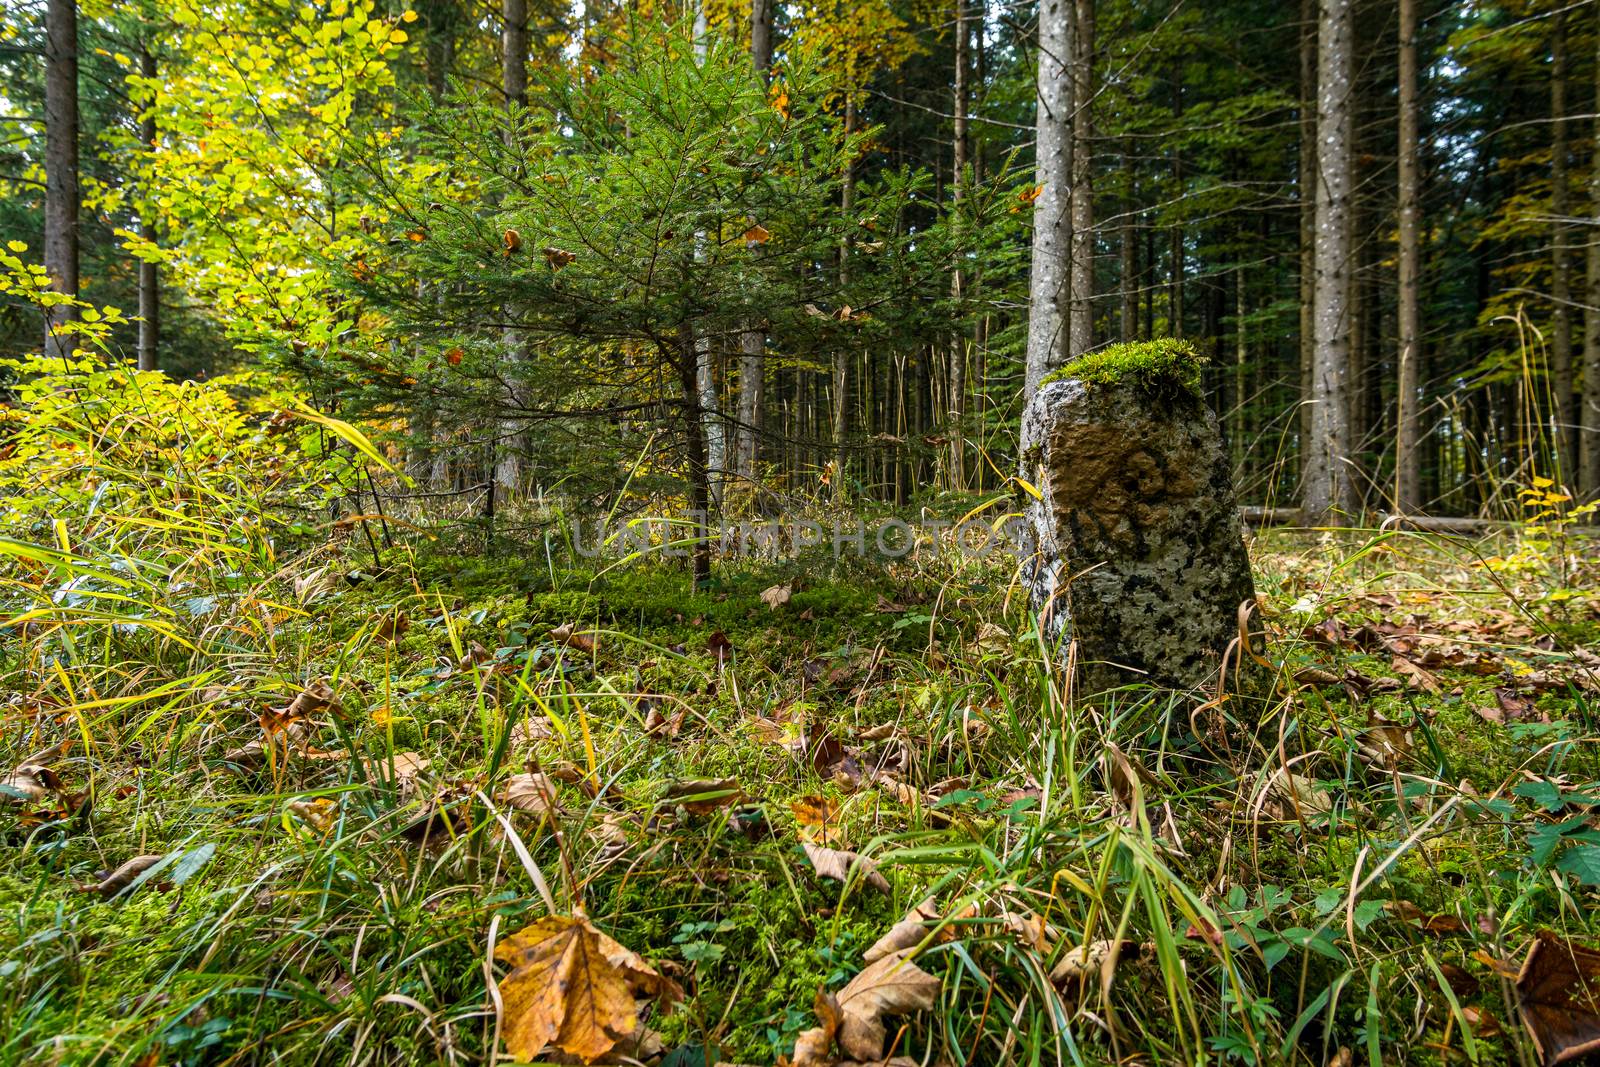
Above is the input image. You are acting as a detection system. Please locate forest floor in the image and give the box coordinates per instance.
[2,517,1599,1067]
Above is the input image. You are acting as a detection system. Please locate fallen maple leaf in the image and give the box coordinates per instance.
[494,914,679,1063]
[803,841,890,895]
[835,949,940,1060]
[760,583,791,610]
[1516,930,1600,1065]
[792,794,843,844]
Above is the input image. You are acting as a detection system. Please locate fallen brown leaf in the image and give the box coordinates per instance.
[1050,939,1138,986]
[0,762,60,804]
[760,584,792,610]
[792,794,843,844]
[494,914,679,1063]
[834,949,940,1061]
[1516,930,1600,1065]
[1391,656,1441,694]
[660,778,744,816]
[802,842,890,895]
[864,898,943,963]
[791,988,842,1067]
[87,854,165,897]
[550,623,597,654]
[503,772,560,821]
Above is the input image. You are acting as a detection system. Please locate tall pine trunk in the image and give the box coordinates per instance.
[1551,15,1575,482]
[43,0,79,358]
[1396,0,1423,512]
[1298,0,1316,490]
[1119,139,1136,341]
[494,0,528,495]
[733,0,774,495]
[1584,3,1600,498]
[1022,0,1074,404]
[948,0,969,489]
[832,99,856,497]
[1305,0,1354,521]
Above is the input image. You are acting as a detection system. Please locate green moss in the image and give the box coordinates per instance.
[1043,337,1206,398]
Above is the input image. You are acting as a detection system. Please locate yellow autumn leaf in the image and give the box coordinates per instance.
[494,915,680,1063]
[1015,476,1043,501]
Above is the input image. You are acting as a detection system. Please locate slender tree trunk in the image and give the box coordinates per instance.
[1395,0,1422,512]
[833,98,857,496]
[43,0,79,358]
[1584,2,1600,498]
[1067,0,1094,358]
[750,0,772,75]
[494,0,528,493]
[733,0,775,495]
[948,0,969,489]
[1298,0,1316,488]
[1551,14,1575,482]
[1119,139,1136,342]
[1234,253,1247,469]
[677,328,712,586]
[1168,69,1183,339]
[136,47,159,372]
[501,0,526,105]
[1305,0,1354,521]
[1022,0,1074,404]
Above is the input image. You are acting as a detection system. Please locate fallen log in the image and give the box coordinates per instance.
[1239,507,1596,536]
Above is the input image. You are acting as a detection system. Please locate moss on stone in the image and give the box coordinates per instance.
[1044,338,1206,399]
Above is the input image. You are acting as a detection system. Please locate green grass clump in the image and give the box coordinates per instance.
[1046,337,1206,397]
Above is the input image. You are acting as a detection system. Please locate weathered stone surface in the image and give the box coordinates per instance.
[1021,377,1261,697]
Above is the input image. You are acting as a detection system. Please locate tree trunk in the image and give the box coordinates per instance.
[1584,2,1600,498]
[733,0,774,494]
[1022,0,1074,404]
[1395,0,1422,512]
[137,46,159,372]
[750,0,772,74]
[494,0,528,493]
[1120,139,1136,342]
[1305,0,1354,522]
[1168,68,1183,339]
[1551,14,1575,482]
[948,0,969,489]
[833,98,857,497]
[1298,0,1316,489]
[43,0,79,358]
[1067,0,1094,358]
[678,327,712,587]
[501,0,526,106]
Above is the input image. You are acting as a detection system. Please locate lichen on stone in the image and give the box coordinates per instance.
[1043,338,1206,400]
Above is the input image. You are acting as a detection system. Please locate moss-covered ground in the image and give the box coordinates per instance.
[3,520,1599,1066]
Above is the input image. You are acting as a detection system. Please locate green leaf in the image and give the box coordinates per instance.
[1557,844,1600,886]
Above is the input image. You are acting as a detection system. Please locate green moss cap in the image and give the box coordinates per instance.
[1044,338,1206,398]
